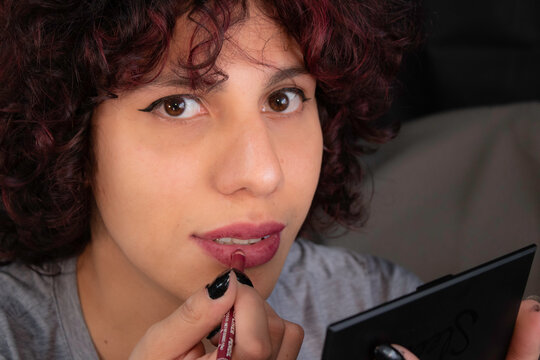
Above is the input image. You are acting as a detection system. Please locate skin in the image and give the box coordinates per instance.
[74,4,540,360]
[77,8,319,360]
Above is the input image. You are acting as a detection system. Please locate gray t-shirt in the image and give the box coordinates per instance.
[0,239,420,359]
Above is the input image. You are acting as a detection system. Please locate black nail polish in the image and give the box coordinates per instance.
[374,344,405,360]
[206,270,231,299]
[233,269,254,287]
[206,324,221,339]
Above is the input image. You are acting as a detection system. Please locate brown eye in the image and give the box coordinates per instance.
[163,98,186,116]
[268,91,290,112]
[263,88,307,114]
[139,95,206,120]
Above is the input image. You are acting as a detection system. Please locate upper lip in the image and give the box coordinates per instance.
[194,222,285,240]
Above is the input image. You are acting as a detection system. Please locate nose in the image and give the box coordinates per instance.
[211,116,283,198]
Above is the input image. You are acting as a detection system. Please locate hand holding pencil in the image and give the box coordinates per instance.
[128,250,303,360]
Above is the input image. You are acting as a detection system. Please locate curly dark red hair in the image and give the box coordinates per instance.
[0,0,420,264]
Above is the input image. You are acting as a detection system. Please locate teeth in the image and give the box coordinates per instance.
[214,235,271,245]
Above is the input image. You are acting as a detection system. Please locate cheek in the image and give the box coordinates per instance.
[90,114,215,297]
[270,111,323,242]
[283,113,323,203]
[91,113,199,246]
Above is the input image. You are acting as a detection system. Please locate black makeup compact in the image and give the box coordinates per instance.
[322,244,537,360]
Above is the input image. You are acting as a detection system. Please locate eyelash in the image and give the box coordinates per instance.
[271,88,309,106]
[275,87,308,102]
[138,87,310,120]
[138,94,200,113]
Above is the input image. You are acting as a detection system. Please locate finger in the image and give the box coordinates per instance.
[374,344,419,360]
[506,299,540,360]
[231,282,273,359]
[264,303,304,359]
[207,269,255,347]
[275,321,303,359]
[391,344,420,360]
[263,302,285,358]
[129,270,237,360]
[206,324,222,346]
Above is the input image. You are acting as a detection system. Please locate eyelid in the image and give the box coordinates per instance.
[271,87,307,99]
[138,94,201,113]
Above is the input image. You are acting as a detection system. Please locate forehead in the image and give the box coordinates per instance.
[160,6,304,88]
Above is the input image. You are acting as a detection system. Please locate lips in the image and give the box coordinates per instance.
[193,222,285,268]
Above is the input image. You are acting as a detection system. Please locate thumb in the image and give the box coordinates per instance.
[391,344,420,360]
[505,299,540,360]
[374,344,419,360]
[129,270,238,360]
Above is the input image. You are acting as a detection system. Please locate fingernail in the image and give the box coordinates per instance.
[374,344,405,360]
[525,295,540,312]
[206,324,221,339]
[206,270,231,299]
[233,269,254,287]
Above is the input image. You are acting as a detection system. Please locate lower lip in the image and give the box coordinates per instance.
[193,233,280,268]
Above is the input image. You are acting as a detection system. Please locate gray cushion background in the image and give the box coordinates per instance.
[319,101,539,296]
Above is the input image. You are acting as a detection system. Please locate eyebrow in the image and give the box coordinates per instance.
[265,66,310,88]
[148,65,310,93]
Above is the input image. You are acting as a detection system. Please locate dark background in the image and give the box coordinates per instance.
[386,0,540,122]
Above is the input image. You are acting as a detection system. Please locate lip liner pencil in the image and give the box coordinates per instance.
[216,249,246,360]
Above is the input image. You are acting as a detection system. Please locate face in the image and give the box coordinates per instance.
[88,9,322,303]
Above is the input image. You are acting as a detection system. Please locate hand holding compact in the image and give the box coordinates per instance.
[375,299,540,360]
